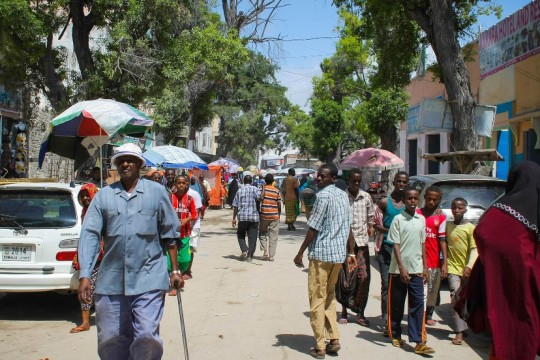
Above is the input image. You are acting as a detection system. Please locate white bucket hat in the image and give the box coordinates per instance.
[110,143,146,168]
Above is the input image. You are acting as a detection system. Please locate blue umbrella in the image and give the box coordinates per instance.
[143,145,208,170]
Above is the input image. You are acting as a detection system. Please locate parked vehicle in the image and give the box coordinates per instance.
[409,174,506,224]
[0,180,82,293]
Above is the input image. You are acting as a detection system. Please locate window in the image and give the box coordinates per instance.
[0,190,77,228]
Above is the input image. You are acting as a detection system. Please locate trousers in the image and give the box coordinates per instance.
[96,290,165,360]
[388,274,427,343]
[237,221,259,258]
[308,259,342,350]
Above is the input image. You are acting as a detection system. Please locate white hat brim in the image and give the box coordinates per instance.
[110,151,146,169]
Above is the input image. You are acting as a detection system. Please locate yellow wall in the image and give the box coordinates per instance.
[514,55,540,115]
[479,66,515,106]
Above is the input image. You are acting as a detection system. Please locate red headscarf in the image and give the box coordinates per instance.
[78,183,99,221]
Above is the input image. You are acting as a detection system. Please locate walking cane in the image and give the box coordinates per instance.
[173,281,190,360]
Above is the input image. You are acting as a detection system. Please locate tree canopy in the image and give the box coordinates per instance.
[333,0,501,161]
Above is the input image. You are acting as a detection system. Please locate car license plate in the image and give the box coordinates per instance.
[2,245,32,261]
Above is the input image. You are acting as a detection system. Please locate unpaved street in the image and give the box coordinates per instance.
[0,208,491,360]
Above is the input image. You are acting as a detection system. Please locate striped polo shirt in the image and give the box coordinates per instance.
[260,185,281,221]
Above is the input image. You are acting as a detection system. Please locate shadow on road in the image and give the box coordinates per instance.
[0,292,81,322]
[274,333,315,355]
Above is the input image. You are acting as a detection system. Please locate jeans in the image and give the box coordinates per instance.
[237,221,259,258]
[96,290,165,360]
[376,242,393,321]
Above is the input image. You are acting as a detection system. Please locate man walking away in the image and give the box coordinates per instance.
[232,175,262,262]
[294,163,354,359]
[78,143,183,360]
[259,173,281,261]
[284,168,299,231]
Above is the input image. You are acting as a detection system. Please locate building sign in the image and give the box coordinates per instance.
[407,104,421,134]
[414,99,496,137]
[480,1,540,79]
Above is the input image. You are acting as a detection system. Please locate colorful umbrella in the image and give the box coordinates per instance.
[340,148,404,170]
[143,145,208,170]
[38,99,153,169]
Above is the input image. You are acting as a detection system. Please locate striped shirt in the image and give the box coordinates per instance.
[260,185,281,220]
[232,185,263,222]
[348,189,375,247]
[307,184,351,263]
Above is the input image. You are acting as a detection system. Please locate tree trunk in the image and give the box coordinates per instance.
[70,0,95,80]
[380,123,397,153]
[40,34,68,112]
[406,0,479,170]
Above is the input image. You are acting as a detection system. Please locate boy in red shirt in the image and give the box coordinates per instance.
[416,186,447,326]
[169,174,197,295]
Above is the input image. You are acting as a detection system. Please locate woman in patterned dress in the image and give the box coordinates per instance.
[70,183,101,333]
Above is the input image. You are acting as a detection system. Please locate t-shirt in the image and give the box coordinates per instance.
[387,211,426,274]
[416,209,446,269]
[171,192,198,238]
[260,185,281,221]
[446,222,477,275]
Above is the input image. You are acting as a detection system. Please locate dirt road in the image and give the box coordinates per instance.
[0,208,491,360]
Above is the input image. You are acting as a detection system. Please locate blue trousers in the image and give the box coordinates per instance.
[95,290,166,360]
[388,274,426,343]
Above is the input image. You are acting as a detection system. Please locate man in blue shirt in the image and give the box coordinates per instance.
[294,163,354,359]
[78,143,183,360]
[232,174,262,263]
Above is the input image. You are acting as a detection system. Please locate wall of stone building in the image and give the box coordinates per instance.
[27,107,74,183]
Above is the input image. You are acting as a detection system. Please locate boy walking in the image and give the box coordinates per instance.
[416,186,447,326]
[446,197,477,345]
[387,186,434,355]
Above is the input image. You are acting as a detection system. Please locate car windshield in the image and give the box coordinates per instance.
[435,182,506,210]
[0,190,77,228]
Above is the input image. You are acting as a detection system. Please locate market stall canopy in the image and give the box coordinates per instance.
[340,148,404,170]
[421,149,503,174]
[143,145,208,170]
[276,167,316,176]
[38,99,153,169]
[208,157,239,173]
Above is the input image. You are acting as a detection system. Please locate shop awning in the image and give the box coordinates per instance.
[421,149,503,174]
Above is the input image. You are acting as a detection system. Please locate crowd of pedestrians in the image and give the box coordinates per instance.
[71,144,540,360]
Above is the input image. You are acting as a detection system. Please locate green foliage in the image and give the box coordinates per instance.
[360,87,409,137]
[214,52,291,165]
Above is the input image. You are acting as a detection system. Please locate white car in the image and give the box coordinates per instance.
[0,181,83,293]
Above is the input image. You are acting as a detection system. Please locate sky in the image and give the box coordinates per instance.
[264,0,533,110]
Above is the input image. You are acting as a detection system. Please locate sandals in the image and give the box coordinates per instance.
[392,338,405,348]
[452,338,463,345]
[338,317,348,325]
[309,348,325,359]
[70,325,90,333]
[426,319,437,326]
[357,316,370,327]
[414,344,435,355]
